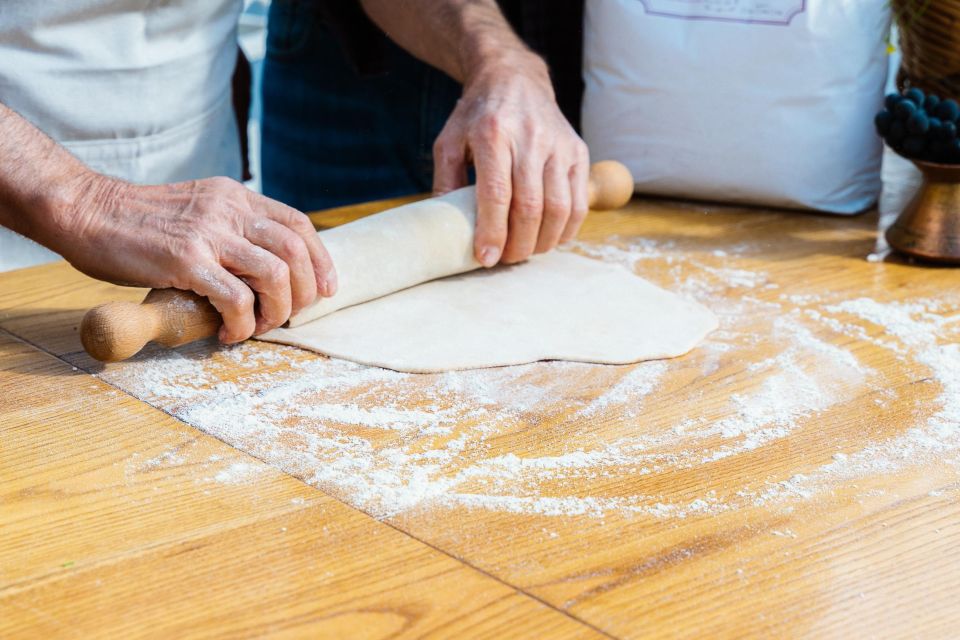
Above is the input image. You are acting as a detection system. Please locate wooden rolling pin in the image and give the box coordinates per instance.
[81,160,634,362]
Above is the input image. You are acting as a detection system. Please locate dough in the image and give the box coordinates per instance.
[257,185,717,372]
[261,251,717,373]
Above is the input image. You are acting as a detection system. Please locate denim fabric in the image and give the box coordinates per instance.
[260,0,462,211]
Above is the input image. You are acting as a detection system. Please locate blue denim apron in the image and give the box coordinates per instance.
[260,0,462,212]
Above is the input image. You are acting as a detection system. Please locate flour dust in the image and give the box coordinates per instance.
[95,239,960,521]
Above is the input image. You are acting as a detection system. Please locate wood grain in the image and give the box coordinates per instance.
[2,191,959,638]
[0,331,599,639]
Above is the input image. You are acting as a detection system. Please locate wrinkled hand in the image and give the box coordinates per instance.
[433,54,590,267]
[60,174,336,343]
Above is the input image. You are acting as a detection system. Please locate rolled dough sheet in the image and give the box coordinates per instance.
[260,251,718,373]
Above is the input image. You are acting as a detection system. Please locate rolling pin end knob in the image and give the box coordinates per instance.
[588,160,635,211]
[80,301,155,363]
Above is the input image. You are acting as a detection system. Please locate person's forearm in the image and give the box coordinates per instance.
[0,102,98,249]
[358,0,550,88]
[0,102,336,342]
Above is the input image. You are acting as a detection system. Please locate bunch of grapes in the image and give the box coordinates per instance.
[875,88,960,164]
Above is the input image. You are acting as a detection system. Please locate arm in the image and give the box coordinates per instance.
[359,0,590,266]
[0,103,336,342]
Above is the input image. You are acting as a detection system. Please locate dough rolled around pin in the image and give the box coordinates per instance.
[289,188,481,328]
[289,159,636,327]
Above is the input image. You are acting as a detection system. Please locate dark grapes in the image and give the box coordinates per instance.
[907,111,930,134]
[875,110,894,135]
[895,99,917,120]
[888,120,906,144]
[931,140,950,161]
[876,88,960,163]
[905,87,925,105]
[929,118,943,140]
[936,99,960,122]
[903,136,926,156]
[951,139,960,161]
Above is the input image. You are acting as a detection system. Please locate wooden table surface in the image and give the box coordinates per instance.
[2,187,959,638]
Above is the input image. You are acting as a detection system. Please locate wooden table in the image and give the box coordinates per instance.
[2,190,959,638]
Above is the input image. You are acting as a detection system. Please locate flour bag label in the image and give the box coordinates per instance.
[641,0,805,24]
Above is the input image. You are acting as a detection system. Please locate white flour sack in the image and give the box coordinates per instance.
[582,0,892,213]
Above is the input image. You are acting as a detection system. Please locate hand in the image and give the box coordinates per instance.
[54,174,336,343]
[432,53,590,267]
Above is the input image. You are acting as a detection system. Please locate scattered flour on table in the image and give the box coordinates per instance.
[753,297,960,502]
[573,361,667,419]
[95,240,960,520]
[212,462,263,484]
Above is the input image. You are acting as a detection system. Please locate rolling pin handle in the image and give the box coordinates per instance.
[80,289,221,363]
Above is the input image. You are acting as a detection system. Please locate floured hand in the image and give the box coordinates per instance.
[57,175,337,343]
[432,53,590,267]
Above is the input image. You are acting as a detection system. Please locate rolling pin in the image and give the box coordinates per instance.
[81,160,634,362]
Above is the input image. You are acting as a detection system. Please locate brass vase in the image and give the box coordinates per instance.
[886,160,960,264]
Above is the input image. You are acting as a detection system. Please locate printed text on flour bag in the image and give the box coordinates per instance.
[640,0,806,24]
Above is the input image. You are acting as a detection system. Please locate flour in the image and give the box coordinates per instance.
[695,263,768,289]
[570,237,677,267]
[113,349,215,400]
[141,449,186,471]
[212,461,263,484]
[747,296,960,505]
[783,299,960,492]
[574,361,667,418]
[94,239,960,521]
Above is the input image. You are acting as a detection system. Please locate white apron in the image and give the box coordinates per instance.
[0,0,243,270]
